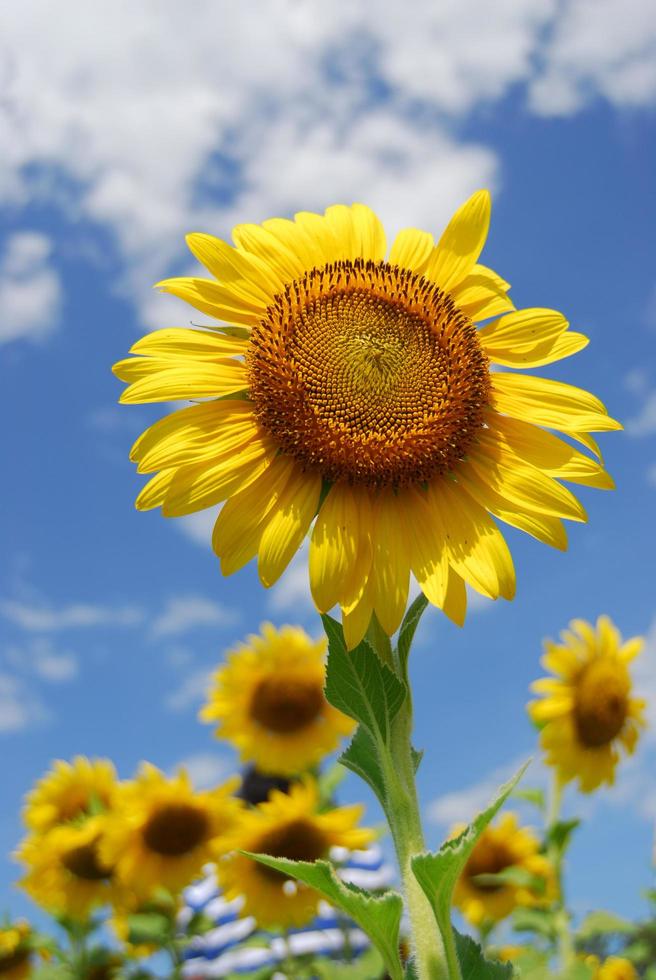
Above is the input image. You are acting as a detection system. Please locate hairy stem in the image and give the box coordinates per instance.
[546,773,574,971]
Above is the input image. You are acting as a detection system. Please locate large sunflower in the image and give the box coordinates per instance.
[0,922,32,980]
[99,764,241,898]
[528,616,645,792]
[452,812,554,928]
[200,623,354,775]
[23,756,117,833]
[17,816,119,919]
[114,192,619,646]
[216,779,374,928]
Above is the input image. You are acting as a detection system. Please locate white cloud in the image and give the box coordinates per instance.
[0,598,144,632]
[267,544,316,618]
[150,595,235,639]
[5,637,78,683]
[625,389,656,437]
[0,671,48,733]
[426,755,541,828]
[0,232,61,344]
[172,751,233,789]
[529,0,656,116]
[177,509,219,548]
[165,667,213,713]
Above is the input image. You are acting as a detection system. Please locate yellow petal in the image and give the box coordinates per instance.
[370,489,411,636]
[442,565,467,627]
[424,190,491,292]
[342,577,375,650]
[155,276,265,326]
[137,411,259,474]
[130,400,254,464]
[479,307,568,348]
[323,205,358,261]
[130,327,247,359]
[185,233,280,301]
[293,211,342,265]
[119,363,246,404]
[135,468,176,511]
[388,228,435,272]
[310,483,360,613]
[427,477,515,601]
[232,222,305,282]
[350,204,386,261]
[162,438,275,517]
[258,466,322,588]
[492,373,622,433]
[399,487,449,609]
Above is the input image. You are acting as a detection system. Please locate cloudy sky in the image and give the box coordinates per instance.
[1,0,656,934]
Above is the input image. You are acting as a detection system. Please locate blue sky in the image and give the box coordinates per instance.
[1,0,656,938]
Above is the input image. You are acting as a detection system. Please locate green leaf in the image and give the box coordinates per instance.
[243,854,404,980]
[576,909,634,940]
[472,865,546,895]
[313,946,386,979]
[340,727,387,807]
[511,787,546,812]
[410,762,529,947]
[511,906,558,940]
[396,594,428,673]
[546,818,580,855]
[126,911,173,946]
[455,931,514,978]
[411,746,423,772]
[322,614,407,745]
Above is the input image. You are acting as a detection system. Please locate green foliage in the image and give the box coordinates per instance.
[340,726,387,807]
[512,906,560,942]
[410,762,529,948]
[312,946,386,979]
[242,853,404,980]
[396,594,429,674]
[472,865,547,894]
[126,911,173,946]
[511,787,546,812]
[545,818,580,857]
[454,931,514,979]
[576,909,633,940]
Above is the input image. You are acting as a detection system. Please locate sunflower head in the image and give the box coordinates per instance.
[528,616,646,792]
[216,778,374,928]
[452,812,554,928]
[16,816,118,920]
[100,763,241,899]
[200,623,354,775]
[0,922,33,980]
[23,757,117,833]
[236,765,293,806]
[583,955,638,980]
[115,193,619,647]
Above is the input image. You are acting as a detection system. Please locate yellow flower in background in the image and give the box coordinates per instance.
[584,955,638,980]
[528,616,646,792]
[217,779,374,928]
[100,764,241,898]
[0,921,32,980]
[23,756,117,833]
[114,192,618,647]
[200,623,354,775]
[453,812,554,927]
[17,816,118,919]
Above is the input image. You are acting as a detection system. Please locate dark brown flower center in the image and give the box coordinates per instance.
[247,258,490,488]
[0,948,30,974]
[250,676,325,734]
[254,818,328,882]
[142,803,210,856]
[465,840,515,893]
[62,841,112,881]
[574,660,629,748]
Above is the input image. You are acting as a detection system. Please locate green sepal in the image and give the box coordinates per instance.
[454,930,514,978]
[340,727,387,808]
[126,911,173,946]
[242,853,404,980]
[396,594,428,674]
[576,909,634,940]
[322,614,407,745]
[511,786,546,812]
[410,762,529,946]
[546,818,580,856]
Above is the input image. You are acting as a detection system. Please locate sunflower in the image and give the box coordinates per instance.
[200,623,354,775]
[216,779,374,928]
[528,616,645,792]
[113,193,618,647]
[17,816,119,919]
[100,763,241,898]
[452,812,554,928]
[23,756,117,834]
[583,955,638,980]
[0,922,32,980]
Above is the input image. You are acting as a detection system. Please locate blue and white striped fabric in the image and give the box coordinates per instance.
[179,845,394,977]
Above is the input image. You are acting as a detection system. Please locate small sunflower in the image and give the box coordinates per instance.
[0,922,32,980]
[583,955,638,980]
[23,756,117,834]
[114,193,619,647]
[17,816,118,919]
[216,779,374,928]
[528,616,646,792]
[100,764,241,898]
[200,623,355,775]
[452,812,554,928]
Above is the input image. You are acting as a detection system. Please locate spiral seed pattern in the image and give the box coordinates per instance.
[248,258,490,487]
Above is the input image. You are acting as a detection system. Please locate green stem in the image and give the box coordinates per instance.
[366,621,458,980]
[545,773,574,972]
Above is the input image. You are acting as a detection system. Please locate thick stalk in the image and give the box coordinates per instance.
[366,621,458,980]
[546,773,574,971]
